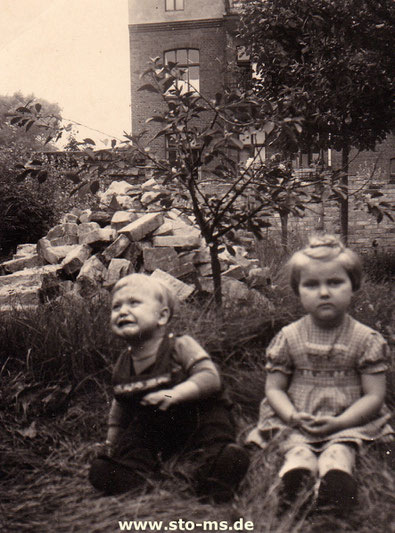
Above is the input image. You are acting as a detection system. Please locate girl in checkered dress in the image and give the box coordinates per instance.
[247,235,393,508]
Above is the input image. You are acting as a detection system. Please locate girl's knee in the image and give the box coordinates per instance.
[279,445,318,477]
[318,443,356,477]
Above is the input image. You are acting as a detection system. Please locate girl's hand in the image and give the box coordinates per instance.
[290,411,316,431]
[141,389,179,410]
[303,415,342,436]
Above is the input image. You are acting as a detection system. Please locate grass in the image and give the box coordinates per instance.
[0,255,394,532]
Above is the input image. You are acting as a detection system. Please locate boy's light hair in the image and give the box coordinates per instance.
[112,273,178,319]
[288,234,362,294]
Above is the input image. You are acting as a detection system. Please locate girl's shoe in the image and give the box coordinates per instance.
[317,469,357,509]
[281,467,315,502]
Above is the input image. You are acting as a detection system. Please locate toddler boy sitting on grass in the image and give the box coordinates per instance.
[89,273,249,502]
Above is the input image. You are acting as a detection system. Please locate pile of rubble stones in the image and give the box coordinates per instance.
[0,179,272,311]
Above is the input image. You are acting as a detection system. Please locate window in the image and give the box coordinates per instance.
[164,49,200,93]
[166,135,200,169]
[165,0,184,11]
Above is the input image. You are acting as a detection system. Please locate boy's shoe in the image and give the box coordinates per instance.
[316,469,357,510]
[199,443,250,503]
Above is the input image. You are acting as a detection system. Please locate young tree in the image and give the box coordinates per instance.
[239,0,395,242]
[127,59,313,307]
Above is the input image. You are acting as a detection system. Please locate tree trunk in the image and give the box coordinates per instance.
[209,241,222,310]
[280,211,288,252]
[340,143,349,244]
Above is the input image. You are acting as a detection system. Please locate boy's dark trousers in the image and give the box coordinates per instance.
[89,398,248,499]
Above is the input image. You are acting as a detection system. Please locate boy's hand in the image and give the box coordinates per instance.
[141,389,179,410]
[302,415,341,436]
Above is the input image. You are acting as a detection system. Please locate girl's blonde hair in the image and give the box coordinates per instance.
[288,234,362,294]
[112,273,178,319]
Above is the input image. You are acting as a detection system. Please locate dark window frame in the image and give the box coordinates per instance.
[164,48,200,93]
[165,0,184,12]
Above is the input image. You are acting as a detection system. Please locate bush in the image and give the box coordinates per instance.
[0,181,57,259]
[360,249,395,283]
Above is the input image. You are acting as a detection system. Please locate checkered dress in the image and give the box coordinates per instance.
[247,314,394,451]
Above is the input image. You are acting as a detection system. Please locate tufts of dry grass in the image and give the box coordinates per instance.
[1,382,394,533]
[0,254,394,533]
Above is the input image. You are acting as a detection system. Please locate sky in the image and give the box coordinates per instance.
[0,0,131,146]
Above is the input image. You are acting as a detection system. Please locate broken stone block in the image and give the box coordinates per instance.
[121,241,143,267]
[103,180,136,197]
[60,213,79,224]
[61,245,92,276]
[77,255,107,283]
[172,227,202,246]
[78,222,101,236]
[76,255,107,296]
[194,247,211,264]
[104,258,133,288]
[222,278,273,311]
[70,207,83,217]
[46,223,79,242]
[79,227,116,246]
[119,212,163,242]
[143,247,178,272]
[39,272,75,303]
[79,209,92,223]
[141,191,163,205]
[152,220,173,236]
[37,238,78,265]
[14,243,37,258]
[151,269,195,302]
[166,209,183,220]
[141,178,157,191]
[152,234,201,250]
[111,211,139,231]
[89,211,112,226]
[0,265,61,310]
[171,216,194,231]
[48,235,79,246]
[247,267,271,288]
[222,265,245,280]
[102,235,131,262]
[0,254,40,274]
[168,259,196,279]
[196,276,214,293]
[197,263,212,277]
[115,195,141,210]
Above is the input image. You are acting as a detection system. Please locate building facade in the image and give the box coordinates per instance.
[129,0,245,157]
[128,0,395,250]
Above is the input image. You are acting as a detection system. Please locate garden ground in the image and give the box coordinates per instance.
[0,256,394,533]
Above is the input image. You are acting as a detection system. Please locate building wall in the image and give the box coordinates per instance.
[129,6,228,157]
[128,0,226,25]
[128,0,395,251]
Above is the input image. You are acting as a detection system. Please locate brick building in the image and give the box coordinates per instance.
[128,0,248,155]
[128,0,395,250]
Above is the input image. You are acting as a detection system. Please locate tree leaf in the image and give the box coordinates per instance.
[37,170,48,183]
[15,169,31,182]
[146,116,167,124]
[90,180,100,194]
[138,84,160,94]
